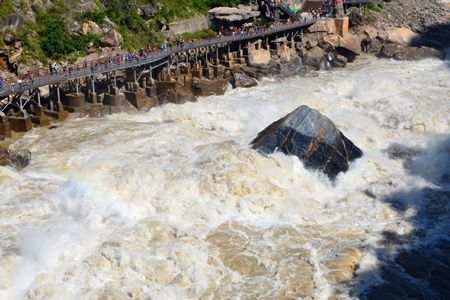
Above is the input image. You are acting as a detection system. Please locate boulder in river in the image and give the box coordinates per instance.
[251,105,363,179]
[302,46,326,70]
[0,147,31,169]
[233,72,258,88]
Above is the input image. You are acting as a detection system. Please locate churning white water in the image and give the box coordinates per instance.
[0,56,449,299]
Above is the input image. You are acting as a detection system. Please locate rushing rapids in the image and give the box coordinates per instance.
[0,55,449,299]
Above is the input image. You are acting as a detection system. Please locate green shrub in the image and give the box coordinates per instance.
[104,0,144,31]
[76,10,106,25]
[0,0,14,18]
[181,29,216,40]
[367,2,382,12]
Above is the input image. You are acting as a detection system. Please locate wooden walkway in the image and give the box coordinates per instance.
[0,18,315,99]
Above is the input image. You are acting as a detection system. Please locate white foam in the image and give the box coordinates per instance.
[0,56,449,299]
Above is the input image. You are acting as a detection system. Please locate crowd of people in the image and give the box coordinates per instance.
[1,11,318,95]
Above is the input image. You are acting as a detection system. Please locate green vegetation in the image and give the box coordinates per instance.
[38,14,85,57]
[367,2,383,13]
[181,29,217,40]
[2,0,247,62]
[364,10,376,23]
[0,0,14,18]
[20,11,100,62]
[76,10,106,25]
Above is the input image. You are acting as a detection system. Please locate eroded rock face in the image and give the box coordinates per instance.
[81,21,103,36]
[302,46,326,70]
[386,27,420,46]
[208,6,260,22]
[379,43,443,60]
[251,105,362,179]
[100,29,123,47]
[348,8,369,27]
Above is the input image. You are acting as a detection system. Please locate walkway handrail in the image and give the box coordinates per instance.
[0,18,315,98]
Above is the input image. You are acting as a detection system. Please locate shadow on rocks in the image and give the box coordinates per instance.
[348,135,450,299]
[410,21,450,69]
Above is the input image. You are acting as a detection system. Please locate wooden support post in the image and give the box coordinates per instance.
[91,77,95,93]
[134,69,137,83]
[114,72,117,87]
[37,91,41,106]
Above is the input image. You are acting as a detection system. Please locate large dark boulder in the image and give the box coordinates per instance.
[251,105,362,179]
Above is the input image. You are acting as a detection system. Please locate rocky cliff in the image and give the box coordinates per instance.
[0,0,238,78]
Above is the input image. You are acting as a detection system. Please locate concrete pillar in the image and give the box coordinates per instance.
[104,87,125,107]
[8,110,32,132]
[91,77,95,93]
[335,17,349,37]
[216,47,219,63]
[32,105,49,126]
[335,0,345,18]
[56,86,61,103]
[63,93,86,110]
[0,113,11,138]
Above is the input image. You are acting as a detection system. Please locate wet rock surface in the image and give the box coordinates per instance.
[0,147,31,169]
[0,147,9,166]
[251,105,362,179]
[232,72,258,88]
[302,46,327,70]
[378,43,443,60]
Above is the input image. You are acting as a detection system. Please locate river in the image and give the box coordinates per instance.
[0,55,449,299]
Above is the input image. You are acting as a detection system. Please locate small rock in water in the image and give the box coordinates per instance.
[9,149,31,170]
[251,105,363,179]
[233,72,258,88]
[0,147,31,169]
